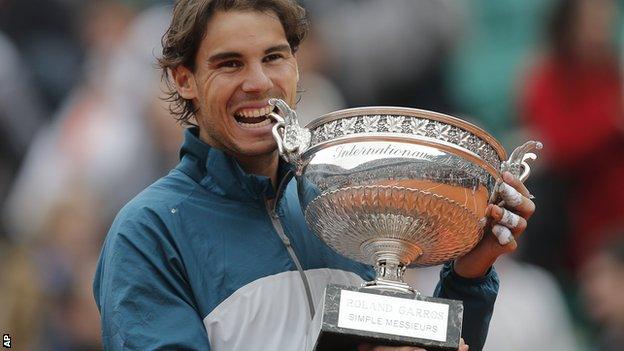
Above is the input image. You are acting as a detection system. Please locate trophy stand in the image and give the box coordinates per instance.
[309,283,464,351]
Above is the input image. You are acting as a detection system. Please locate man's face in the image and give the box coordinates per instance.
[174,10,299,158]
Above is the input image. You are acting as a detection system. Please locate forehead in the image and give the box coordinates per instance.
[200,10,289,55]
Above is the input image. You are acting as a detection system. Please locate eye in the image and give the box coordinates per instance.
[263,53,284,63]
[217,60,243,69]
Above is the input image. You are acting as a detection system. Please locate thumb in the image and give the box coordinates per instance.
[459,338,469,351]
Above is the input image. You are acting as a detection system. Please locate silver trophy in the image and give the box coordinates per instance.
[268,99,541,351]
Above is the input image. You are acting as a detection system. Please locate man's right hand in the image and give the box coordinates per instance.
[358,338,469,351]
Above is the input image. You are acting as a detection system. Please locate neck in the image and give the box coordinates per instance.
[196,128,280,188]
[235,150,280,188]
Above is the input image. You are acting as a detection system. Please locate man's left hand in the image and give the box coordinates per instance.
[453,171,535,278]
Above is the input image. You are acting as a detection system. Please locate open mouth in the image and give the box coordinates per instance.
[233,105,275,129]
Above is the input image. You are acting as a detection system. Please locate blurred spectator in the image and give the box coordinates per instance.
[34,190,104,350]
[2,3,178,241]
[406,257,580,351]
[0,0,84,111]
[103,3,183,174]
[579,235,624,351]
[523,0,623,170]
[445,0,555,142]
[303,0,461,111]
[0,31,45,236]
[520,0,624,271]
[2,4,179,350]
[292,30,347,125]
[0,240,42,351]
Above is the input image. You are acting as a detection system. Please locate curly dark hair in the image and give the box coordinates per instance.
[158,0,309,125]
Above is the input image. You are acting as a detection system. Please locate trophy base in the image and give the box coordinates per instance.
[308,284,463,351]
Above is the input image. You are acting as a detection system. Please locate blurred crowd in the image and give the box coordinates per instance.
[1,0,623,350]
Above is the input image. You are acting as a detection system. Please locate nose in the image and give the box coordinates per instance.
[241,63,273,93]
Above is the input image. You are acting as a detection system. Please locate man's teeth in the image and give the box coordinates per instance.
[233,105,275,129]
[235,106,273,118]
[237,118,272,129]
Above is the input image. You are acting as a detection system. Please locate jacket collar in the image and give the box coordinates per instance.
[177,127,292,202]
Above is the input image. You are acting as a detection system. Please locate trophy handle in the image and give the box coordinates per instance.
[484,140,542,245]
[488,140,543,205]
[500,140,543,182]
[268,98,311,173]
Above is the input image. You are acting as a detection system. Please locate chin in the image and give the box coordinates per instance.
[236,140,278,157]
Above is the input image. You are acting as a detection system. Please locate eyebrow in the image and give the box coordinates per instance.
[265,44,292,54]
[207,51,242,63]
[207,44,292,63]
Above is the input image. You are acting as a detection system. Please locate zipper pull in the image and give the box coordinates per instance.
[270,208,279,220]
[281,235,292,248]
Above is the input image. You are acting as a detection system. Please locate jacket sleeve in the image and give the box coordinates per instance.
[93,210,211,350]
[433,262,499,351]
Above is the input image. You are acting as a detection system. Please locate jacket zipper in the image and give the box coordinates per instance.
[265,171,316,319]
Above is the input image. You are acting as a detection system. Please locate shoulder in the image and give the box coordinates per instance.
[118,170,197,223]
[94,171,197,297]
[101,169,202,254]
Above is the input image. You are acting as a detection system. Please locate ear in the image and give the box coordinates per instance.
[293,58,300,82]
[170,65,197,100]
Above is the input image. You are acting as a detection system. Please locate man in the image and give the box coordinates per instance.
[93,1,535,350]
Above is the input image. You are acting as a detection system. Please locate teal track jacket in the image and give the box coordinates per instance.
[94,128,498,350]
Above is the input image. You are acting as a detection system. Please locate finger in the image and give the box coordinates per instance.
[459,338,469,351]
[490,205,527,235]
[492,224,516,246]
[498,183,535,219]
[503,171,530,197]
[498,182,523,207]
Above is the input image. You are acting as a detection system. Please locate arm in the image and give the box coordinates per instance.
[434,263,499,351]
[93,211,211,350]
[436,171,535,351]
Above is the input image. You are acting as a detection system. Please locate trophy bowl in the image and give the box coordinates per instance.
[269,99,541,293]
